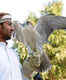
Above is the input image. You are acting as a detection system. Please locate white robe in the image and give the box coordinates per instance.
[0,42,24,80]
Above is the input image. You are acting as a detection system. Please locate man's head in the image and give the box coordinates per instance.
[0,13,14,41]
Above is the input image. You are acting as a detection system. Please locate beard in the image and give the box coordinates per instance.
[4,35,11,40]
[1,23,13,41]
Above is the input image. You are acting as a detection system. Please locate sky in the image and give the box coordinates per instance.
[0,0,66,23]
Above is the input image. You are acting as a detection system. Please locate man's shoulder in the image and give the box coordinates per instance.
[0,42,6,51]
[0,45,7,56]
[0,46,8,63]
[0,46,6,51]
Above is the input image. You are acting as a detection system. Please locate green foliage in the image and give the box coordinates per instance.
[13,40,28,64]
[27,12,38,26]
[40,1,63,16]
[42,29,66,80]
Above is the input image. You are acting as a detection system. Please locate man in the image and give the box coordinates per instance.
[0,13,24,80]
